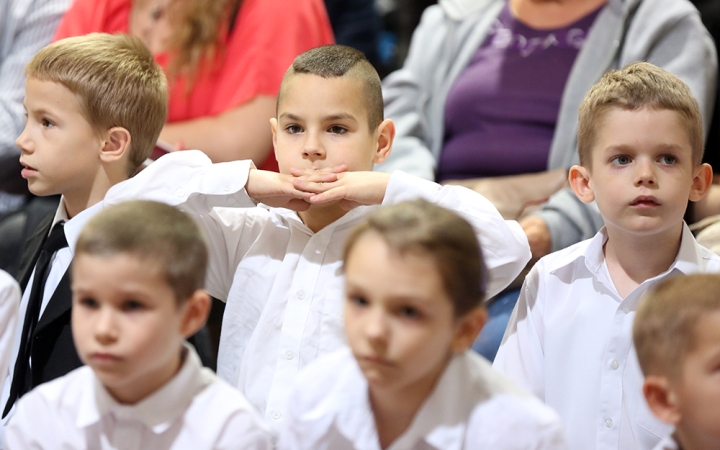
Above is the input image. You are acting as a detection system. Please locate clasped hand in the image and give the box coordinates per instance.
[246,165,391,212]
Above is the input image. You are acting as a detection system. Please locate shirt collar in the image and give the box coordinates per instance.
[549,223,708,278]
[53,196,104,253]
[76,343,210,434]
[274,205,374,236]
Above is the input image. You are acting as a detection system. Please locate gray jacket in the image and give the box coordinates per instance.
[377,0,717,251]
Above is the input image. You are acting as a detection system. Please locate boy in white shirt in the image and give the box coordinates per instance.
[279,199,568,449]
[109,44,531,426]
[493,61,720,450]
[634,274,720,450]
[5,200,272,449]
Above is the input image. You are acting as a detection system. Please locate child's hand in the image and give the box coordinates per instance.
[291,170,391,210]
[247,169,334,211]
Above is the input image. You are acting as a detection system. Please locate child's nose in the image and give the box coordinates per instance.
[302,133,325,160]
[365,309,390,346]
[94,309,119,344]
[15,126,32,153]
[635,160,657,186]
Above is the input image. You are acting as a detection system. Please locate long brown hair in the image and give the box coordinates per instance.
[166,0,242,83]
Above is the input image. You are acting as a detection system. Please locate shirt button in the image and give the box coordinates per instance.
[285,350,294,360]
[296,290,305,300]
[605,418,613,428]
[622,306,629,314]
[223,182,231,191]
[611,360,619,370]
[175,187,186,197]
[272,410,281,420]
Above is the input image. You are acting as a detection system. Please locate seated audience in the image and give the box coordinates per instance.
[634,274,720,450]
[54,0,334,169]
[278,200,568,449]
[102,44,531,428]
[5,200,272,449]
[0,34,168,437]
[493,62,719,449]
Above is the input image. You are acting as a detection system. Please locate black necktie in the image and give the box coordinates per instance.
[3,222,68,418]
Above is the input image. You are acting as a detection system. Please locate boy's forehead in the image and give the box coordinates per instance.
[277,73,367,118]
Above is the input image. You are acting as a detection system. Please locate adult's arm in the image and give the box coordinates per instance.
[0,0,71,193]
[536,0,717,253]
[375,6,448,180]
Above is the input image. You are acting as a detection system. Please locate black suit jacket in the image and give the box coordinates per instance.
[15,214,83,389]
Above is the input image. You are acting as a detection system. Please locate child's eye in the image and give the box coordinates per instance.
[659,155,677,165]
[78,297,99,309]
[41,118,54,128]
[328,125,347,134]
[347,295,369,307]
[285,125,303,134]
[610,155,631,166]
[121,300,145,311]
[398,306,421,319]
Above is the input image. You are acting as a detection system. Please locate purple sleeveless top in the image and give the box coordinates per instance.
[438,3,601,181]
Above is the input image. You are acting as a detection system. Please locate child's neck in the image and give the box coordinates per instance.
[603,223,683,299]
[64,170,128,218]
[106,348,184,405]
[369,357,449,449]
[297,202,348,233]
[674,427,719,450]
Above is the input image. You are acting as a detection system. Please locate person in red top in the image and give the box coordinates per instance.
[54,0,334,170]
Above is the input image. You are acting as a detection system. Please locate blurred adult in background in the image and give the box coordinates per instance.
[0,0,71,215]
[324,0,379,69]
[54,0,334,170]
[377,0,717,360]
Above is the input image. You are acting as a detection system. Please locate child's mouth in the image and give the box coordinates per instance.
[19,162,37,178]
[630,196,660,207]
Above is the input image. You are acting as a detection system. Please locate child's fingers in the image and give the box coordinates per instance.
[292,178,339,194]
[308,186,346,204]
[290,165,347,177]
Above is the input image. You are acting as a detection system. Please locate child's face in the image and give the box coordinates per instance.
[570,108,710,238]
[71,253,191,403]
[343,233,471,398]
[17,78,103,200]
[271,74,389,175]
[670,310,720,445]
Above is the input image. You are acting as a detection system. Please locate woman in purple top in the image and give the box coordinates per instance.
[378,0,717,360]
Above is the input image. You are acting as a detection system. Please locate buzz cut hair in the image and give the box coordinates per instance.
[26,33,168,175]
[343,199,487,317]
[279,44,384,132]
[633,274,720,380]
[74,200,208,305]
[577,61,704,167]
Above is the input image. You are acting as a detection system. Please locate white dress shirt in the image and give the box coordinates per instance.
[4,344,272,449]
[278,348,568,449]
[493,225,720,450]
[103,150,532,427]
[651,435,679,450]
[0,272,19,397]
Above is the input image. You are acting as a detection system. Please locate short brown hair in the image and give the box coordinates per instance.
[279,44,383,131]
[26,33,168,175]
[578,62,703,167]
[74,200,208,304]
[633,274,720,379]
[343,199,487,316]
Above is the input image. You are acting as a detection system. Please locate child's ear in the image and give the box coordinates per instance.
[643,376,682,425]
[99,127,131,164]
[372,119,395,165]
[270,118,279,161]
[569,165,595,204]
[179,290,211,338]
[450,306,488,353]
[689,163,713,202]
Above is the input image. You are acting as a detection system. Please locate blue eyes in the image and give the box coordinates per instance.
[609,155,677,165]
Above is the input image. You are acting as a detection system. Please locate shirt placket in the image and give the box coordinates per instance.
[265,231,331,424]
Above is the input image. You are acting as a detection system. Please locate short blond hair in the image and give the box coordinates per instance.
[633,274,720,379]
[75,200,208,305]
[343,199,487,317]
[578,62,703,167]
[26,33,168,175]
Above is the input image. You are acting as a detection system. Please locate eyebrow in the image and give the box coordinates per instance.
[279,112,358,122]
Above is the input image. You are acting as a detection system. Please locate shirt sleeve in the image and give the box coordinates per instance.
[102,151,259,301]
[493,264,546,400]
[215,410,273,450]
[0,272,19,387]
[382,170,532,299]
